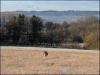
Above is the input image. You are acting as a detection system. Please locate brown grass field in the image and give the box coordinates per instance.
[1,46,99,74]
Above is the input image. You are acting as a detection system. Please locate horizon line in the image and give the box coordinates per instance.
[1,10,100,12]
[1,0,99,1]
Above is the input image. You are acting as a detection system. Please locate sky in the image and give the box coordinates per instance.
[1,1,99,11]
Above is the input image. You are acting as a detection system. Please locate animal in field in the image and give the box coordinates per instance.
[44,51,48,56]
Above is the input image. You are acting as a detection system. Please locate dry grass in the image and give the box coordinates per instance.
[1,47,99,74]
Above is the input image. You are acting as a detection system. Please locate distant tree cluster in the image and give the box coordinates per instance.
[0,15,99,50]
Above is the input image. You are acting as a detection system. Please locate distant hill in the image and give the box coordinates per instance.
[1,11,99,24]
[1,0,99,1]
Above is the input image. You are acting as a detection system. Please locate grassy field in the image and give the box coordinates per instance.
[1,46,99,74]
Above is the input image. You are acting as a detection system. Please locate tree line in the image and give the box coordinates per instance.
[0,14,99,50]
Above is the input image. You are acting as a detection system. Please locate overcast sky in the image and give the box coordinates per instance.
[1,1,99,11]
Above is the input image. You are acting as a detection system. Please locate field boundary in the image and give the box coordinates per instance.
[0,46,99,53]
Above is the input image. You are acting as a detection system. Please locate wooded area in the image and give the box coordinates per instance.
[0,15,99,50]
